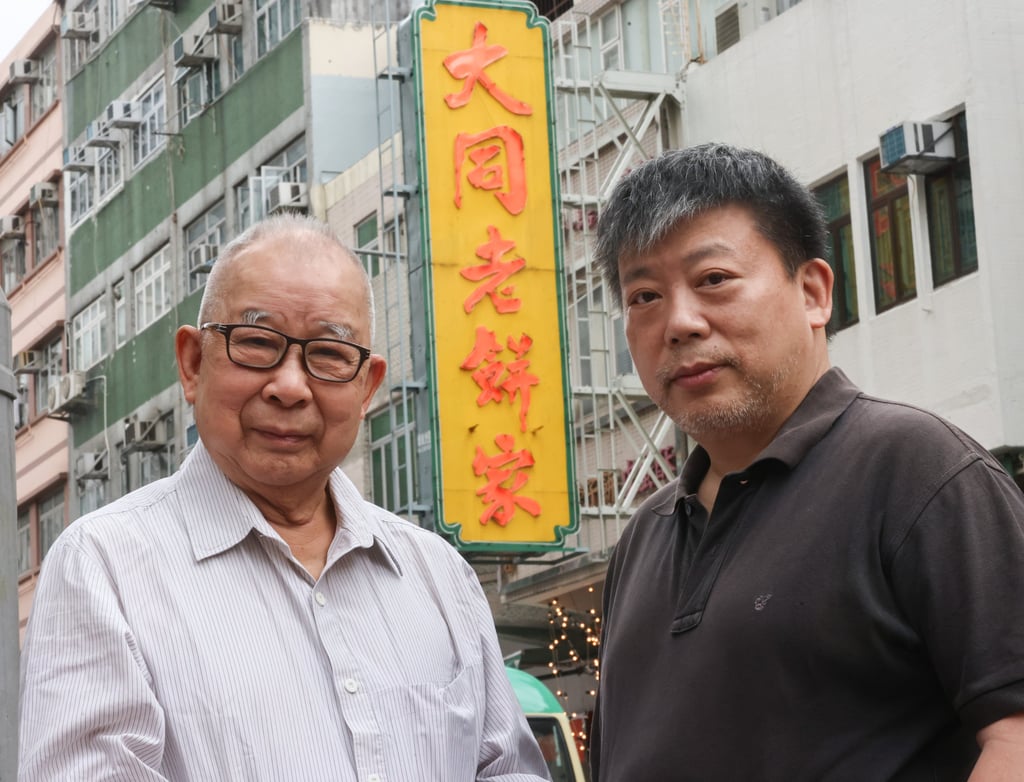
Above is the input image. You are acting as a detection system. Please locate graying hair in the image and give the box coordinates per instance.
[197,213,376,345]
[595,143,828,312]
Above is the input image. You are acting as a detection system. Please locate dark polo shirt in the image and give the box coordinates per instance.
[591,368,1024,781]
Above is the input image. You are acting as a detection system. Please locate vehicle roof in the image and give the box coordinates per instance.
[504,666,564,715]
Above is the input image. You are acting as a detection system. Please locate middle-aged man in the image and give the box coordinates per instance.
[19,214,551,781]
[588,143,1024,781]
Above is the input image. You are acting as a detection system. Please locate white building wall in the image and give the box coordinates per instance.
[681,0,1024,450]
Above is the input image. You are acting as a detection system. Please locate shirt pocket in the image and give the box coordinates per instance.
[367,662,484,782]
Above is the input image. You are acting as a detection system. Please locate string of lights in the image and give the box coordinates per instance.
[546,585,601,756]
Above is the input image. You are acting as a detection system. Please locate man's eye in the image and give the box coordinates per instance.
[702,272,728,287]
[628,290,658,306]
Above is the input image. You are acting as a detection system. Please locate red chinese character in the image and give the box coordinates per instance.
[501,334,539,433]
[472,433,542,526]
[461,326,505,405]
[453,126,527,215]
[461,225,525,314]
[461,328,539,432]
[442,22,533,116]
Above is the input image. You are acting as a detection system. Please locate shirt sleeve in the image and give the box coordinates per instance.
[460,559,553,782]
[888,456,1024,733]
[19,536,169,781]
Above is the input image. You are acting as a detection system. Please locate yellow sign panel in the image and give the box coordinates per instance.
[414,0,575,549]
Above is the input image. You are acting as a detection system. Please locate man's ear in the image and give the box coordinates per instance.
[359,355,388,419]
[800,258,834,330]
[176,326,203,404]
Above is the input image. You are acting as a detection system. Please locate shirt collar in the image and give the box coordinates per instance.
[660,366,861,507]
[176,440,402,576]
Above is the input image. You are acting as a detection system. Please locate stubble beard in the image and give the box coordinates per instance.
[654,347,798,440]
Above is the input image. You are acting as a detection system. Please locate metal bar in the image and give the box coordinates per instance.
[0,289,20,780]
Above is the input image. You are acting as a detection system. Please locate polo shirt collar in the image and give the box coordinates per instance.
[177,440,401,576]
[665,366,861,502]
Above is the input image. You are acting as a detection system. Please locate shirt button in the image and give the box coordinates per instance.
[315,592,326,606]
[368,775,381,782]
[344,678,359,694]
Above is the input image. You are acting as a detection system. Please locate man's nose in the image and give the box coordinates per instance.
[664,291,709,343]
[265,345,313,403]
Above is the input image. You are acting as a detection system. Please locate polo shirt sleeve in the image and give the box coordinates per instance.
[887,455,1024,734]
[19,536,168,781]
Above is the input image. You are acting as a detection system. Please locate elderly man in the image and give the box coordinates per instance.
[589,144,1024,781]
[19,215,551,781]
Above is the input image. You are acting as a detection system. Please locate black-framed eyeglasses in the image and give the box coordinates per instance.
[201,323,371,383]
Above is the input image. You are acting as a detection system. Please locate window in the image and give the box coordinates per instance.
[32,199,60,263]
[355,213,404,278]
[1,236,26,294]
[815,174,858,330]
[31,45,58,122]
[598,8,621,71]
[927,113,977,287]
[38,489,66,562]
[256,0,301,58]
[17,508,31,575]
[370,403,417,513]
[67,0,100,74]
[185,201,226,292]
[1,87,26,153]
[177,62,221,128]
[14,375,29,430]
[133,246,172,331]
[865,156,915,313]
[113,279,128,346]
[96,145,123,201]
[18,486,68,578]
[236,136,307,230]
[132,79,166,168]
[72,297,107,370]
[36,336,63,416]
[68,170,94,226]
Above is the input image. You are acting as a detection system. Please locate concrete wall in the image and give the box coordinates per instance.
[682,0,1024,450]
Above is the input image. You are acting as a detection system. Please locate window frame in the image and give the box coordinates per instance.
[17,484,68,581]
[132,78,166,170]
[864,155,916,313]
[926,113,977,288]
[814,173,859,330]
[133,245,173,332]
[72,296,108,371]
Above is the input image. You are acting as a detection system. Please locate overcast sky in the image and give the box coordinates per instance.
[0,0,56,63]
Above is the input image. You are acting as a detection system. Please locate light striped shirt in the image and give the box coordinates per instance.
[19,441,551,782]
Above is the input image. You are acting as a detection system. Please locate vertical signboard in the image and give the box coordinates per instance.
[413,0,576,551]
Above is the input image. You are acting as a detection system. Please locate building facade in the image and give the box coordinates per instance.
[1,3,68,643]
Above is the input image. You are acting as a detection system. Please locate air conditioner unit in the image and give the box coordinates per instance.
[124,417,165,450]
[46,384,60,412]
[0,215,24,239]
[13,349,42,374]
[106,100,142,128]
[208,1,242,34]
[188,243,219,276]
[84,120,119,148]
[75,450,108,480]
[61,10,97,39]
[267,182,308,214]
[60,371,88,406]
[29,181,59,206]
[879,121,955,175]
[63,145,96,172]
[173,33,216,68]
[9,59,40,84]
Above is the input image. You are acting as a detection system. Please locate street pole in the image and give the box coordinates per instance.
[0,289,19,780]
